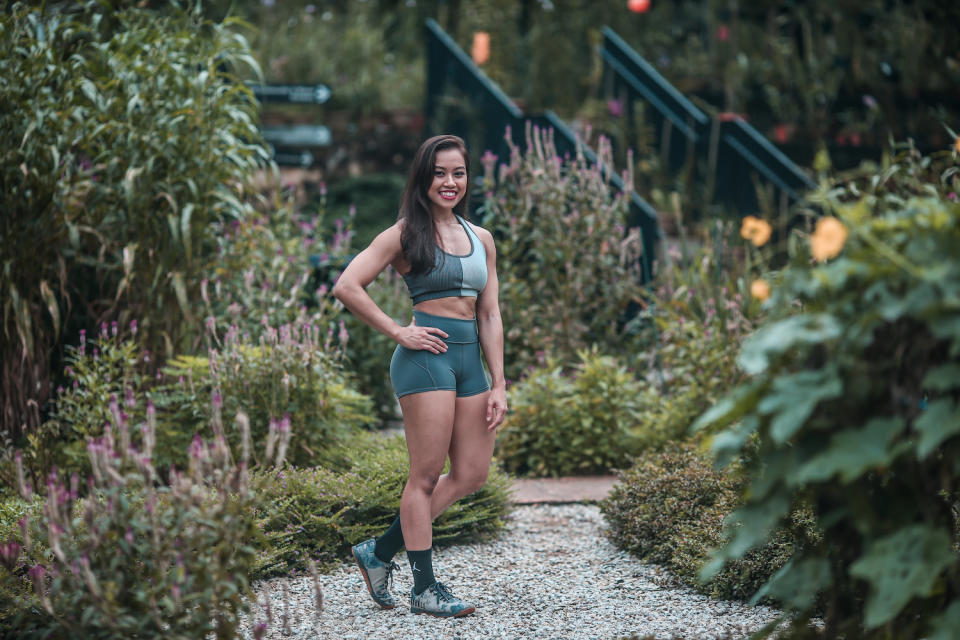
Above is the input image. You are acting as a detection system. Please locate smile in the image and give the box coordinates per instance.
[439,190,458,200]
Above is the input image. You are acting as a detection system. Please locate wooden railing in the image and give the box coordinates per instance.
[424,18,660,282]
[600,26,815,214]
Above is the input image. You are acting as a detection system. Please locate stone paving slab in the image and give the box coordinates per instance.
[509,475,618,504]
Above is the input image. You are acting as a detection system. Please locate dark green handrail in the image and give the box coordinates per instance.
[424,18,660,281]
[600,26,815,214]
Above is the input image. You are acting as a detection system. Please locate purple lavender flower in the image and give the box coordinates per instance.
[607,98,624,118]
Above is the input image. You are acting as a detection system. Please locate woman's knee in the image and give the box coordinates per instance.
[453,466,489,495]
[407,470,442,496]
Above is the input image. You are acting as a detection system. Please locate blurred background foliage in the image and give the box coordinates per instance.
[199,0,959,161]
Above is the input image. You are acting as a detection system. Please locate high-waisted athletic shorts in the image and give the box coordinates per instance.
[389,310,490,398]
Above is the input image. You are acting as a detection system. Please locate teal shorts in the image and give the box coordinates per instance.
[389,310,490,399]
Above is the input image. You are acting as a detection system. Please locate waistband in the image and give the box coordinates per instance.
[413,310,478,344]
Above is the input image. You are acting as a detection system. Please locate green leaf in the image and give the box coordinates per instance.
[708,415,758,468]
[795,417,905,484]
[921,364,960,391]
[750,556,831,610]
[181,203,194,261]
[928,600,960,640]
[756,367,843,443]
[691,380,765,433]
[849,524,955,628]
[738,314,842,375]
[39,279,60,337]
[914,398,960,459]
[170,271,193,323]
[80,78,99,109]
[700,492,791,582]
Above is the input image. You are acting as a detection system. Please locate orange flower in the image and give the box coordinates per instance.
[954,136,960,155]
[471,32,490,66]
[810,216,848,262]
[750,279,771,301]
[740,216,772,247]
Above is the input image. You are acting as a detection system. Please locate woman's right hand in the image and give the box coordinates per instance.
[395,319,449,353]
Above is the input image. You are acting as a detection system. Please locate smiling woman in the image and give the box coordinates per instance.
[332,134,507,618]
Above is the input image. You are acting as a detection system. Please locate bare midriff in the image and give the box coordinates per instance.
[414,296,477,320]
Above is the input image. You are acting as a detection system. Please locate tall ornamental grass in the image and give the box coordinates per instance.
[0,2,268,438]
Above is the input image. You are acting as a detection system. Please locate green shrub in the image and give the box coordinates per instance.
[693,145,960,637]
[625,311,750,453]
[1,403,266,639]
[251,431,512,579]
[161,320,375,469]
[0,2,268,438]
[600,441,813,602]
[25,328,154,488]
[479,125,646,382]
[496,349,643,477]
[203,193,350,343]
[30,319,373,482]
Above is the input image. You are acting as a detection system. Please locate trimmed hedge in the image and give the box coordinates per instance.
[601,441,817,602]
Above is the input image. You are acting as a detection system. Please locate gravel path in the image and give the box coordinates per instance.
[241,504,782,640]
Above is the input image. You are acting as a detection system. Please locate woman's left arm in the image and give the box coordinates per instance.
[476,227,507,432]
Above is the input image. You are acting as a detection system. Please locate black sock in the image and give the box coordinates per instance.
[374,516,404,563]
[406,548,436,596]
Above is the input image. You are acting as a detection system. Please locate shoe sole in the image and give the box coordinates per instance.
[410,606,476,618]
[352,547,396,610]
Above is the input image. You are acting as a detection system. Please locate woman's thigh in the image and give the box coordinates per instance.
[399,390,457,480]
[448,391,497,481]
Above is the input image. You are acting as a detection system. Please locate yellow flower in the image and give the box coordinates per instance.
[810,216,849,262]
[740,216,772,247]
[750,279,771,301]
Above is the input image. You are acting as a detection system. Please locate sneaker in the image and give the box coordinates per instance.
[410,581,476,618]
[352,538,400,609]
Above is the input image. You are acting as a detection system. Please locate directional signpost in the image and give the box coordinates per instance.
[247,83,332,105]
[250,83,332,167]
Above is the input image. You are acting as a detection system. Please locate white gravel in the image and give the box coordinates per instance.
[241,503,783,640]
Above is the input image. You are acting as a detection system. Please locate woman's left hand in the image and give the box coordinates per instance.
[485,386,508,432]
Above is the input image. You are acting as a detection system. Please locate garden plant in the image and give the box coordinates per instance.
[693,142,960,638]
[0,1,268,438]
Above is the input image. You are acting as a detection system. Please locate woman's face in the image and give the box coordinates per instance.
[426,147,467,215]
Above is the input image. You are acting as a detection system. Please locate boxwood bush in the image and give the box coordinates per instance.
[601,441,817,602]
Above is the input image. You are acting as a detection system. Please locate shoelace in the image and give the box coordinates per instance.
[432,581,456,603]
[385,561,400,592]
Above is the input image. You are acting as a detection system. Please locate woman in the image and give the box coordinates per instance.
[333,134,507,618]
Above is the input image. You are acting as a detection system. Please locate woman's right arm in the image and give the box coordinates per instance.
[332,224,449,354]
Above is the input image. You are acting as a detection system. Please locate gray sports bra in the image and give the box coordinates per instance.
[402,216,488,304]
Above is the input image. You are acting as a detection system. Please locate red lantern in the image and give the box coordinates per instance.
[628,0,651,13]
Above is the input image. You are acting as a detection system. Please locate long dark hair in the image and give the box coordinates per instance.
[398,134,470,275]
